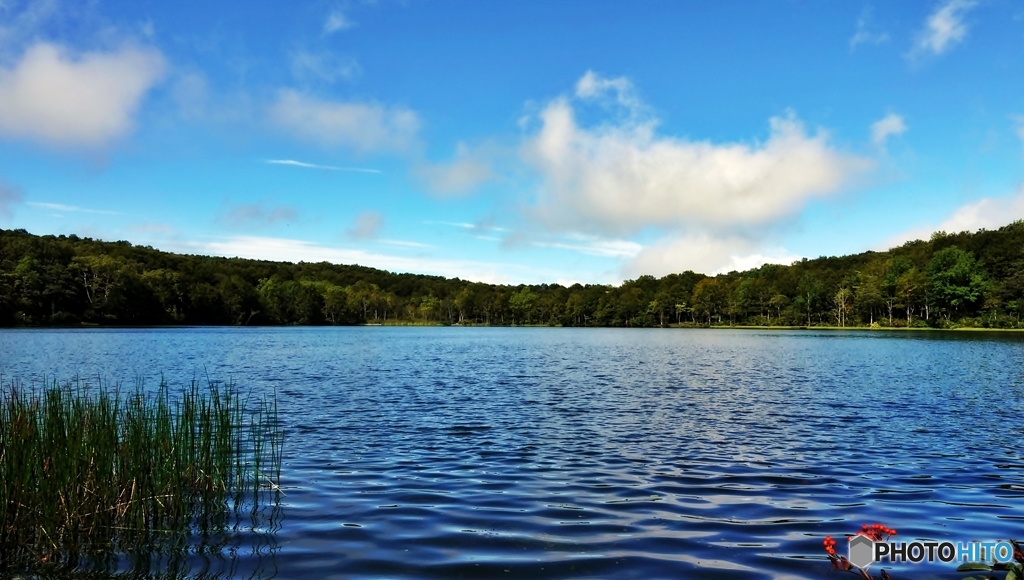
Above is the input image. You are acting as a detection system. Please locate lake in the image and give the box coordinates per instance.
[2,327,1023,579]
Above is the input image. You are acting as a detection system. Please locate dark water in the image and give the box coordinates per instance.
[2,327,1023,579]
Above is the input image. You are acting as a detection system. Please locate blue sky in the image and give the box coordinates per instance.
[1,0,1023,284]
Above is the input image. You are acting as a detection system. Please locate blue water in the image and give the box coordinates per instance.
[2,327,1023,579]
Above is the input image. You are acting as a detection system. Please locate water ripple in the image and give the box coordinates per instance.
[2,327,1023,578]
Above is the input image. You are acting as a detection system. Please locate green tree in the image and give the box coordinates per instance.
[691,278,723,325]
[509,287,538,324]
[834,286,853,327]
[928,247,987,319]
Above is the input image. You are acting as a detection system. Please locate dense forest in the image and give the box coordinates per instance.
[2,222,1023,328]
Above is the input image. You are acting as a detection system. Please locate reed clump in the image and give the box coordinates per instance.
[0,378,282,572]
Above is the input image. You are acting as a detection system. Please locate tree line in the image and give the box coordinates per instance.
[2,222,1023,328]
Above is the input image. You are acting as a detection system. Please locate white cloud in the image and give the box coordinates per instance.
[914,0,977,56]
[270,90,419,153]
[265,159,381,173]
[379,239,434,249]
[0,179,23,220]
[532,233,642,259]
[521,72,871,236]
[414,143,495,195]
[871,113,907,149]
[575,70,643,113]
[881,187,1024,248]
[623,233,800,278]
[347,211,383,240]
[850,7,889,49]
[0,42,165,148]
[425,220,506,232]
[219,201,298,229]
[324,10,353,34]
[290,50,360,83]
[27,201,119,215]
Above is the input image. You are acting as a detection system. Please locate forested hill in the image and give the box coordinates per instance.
[2,222,1023,328]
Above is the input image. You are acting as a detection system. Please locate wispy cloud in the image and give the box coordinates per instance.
[269,90,419,153]
[219,201,298,229]
[532,234,643,259]
[346,211,383,240]
[871,113,908,150]
[127,222,175,235]
[265,159,381,173]
[424,220,507,232]
[27,201,119,215]
[324,9,353,34]
[413,142,496,196]
[849,7,889,49]
[379,239,434,249]
[0,179,23,220]
[1011,115,1024,145]
[913,0,977,57]
[290,50,360,84]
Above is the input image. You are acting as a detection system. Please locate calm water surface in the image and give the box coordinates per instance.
[2,327,1023,579]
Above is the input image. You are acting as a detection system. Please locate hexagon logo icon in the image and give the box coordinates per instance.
[849,535,875,569]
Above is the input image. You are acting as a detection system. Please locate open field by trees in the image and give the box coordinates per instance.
[2,222,1023,329]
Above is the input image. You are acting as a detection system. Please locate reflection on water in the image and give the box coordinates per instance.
[12,502,283,579]
[2,327,1023,579]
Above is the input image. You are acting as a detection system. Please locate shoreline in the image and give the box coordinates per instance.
[3,323,1023,332]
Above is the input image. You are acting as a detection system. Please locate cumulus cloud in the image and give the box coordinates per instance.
[0,42,165,148]
[871,113,907,149]
[849,7,889,49]
[882,187,1024,248]
[414,143,495,196]
[520,72,871,237]
[347,211,383,240]
[324,10,353,34]
[0,179,23,220]
[270,90,419,153]
[290,50,360,83]
[623,233,800,278]
[913,0,977,56]
[219,201,299,229]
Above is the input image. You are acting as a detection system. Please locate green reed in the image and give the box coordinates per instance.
[0,377,282,572]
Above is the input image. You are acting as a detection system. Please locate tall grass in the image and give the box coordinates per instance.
[0,377,282,573]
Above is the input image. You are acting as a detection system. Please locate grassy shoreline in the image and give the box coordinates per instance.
[371,321,1024,332]
[0,378,282,574]
[703,324,1024,332]
[4,321,1023,332]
